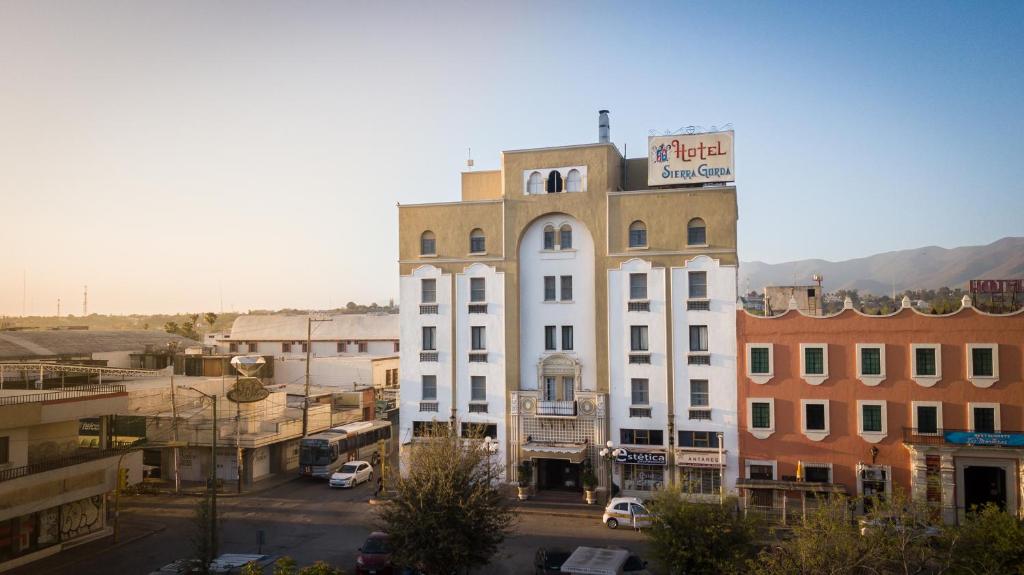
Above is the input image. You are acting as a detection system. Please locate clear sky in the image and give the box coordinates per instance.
[1,1,1021,315]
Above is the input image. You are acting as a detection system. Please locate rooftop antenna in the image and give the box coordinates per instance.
[83,285,88,316]
[57,297,61,318]
[466,147,474,171]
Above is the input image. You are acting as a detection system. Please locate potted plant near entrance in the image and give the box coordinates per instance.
[582,464,598,504]
[517,460,532,501]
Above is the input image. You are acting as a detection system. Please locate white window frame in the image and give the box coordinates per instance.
[911,401,943,436]
[745,344,774,385]
[967,402,1001,433]
[745,459,777,480]
[630,378,650,406]
[855,344,886,387]
[747,398,775,440]
[856,400,888,443]
[470,375,486,403]
[910,343,942,387]
[800,399,830,442]
[799,343,829,386]
[856,463,892,511]
[800,461,833,483]
[966,344,999,388]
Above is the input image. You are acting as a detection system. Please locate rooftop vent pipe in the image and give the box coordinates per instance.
[598,109,610,143]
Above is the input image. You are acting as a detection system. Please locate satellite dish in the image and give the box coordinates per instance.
[230,355,266,377]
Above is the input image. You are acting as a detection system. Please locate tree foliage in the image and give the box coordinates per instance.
[268,557,345,575]
[948,503,1024,575]
[646,489,757,575]
[379,424,513,575]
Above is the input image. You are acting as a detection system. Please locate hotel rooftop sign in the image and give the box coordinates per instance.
[648,130,735,186]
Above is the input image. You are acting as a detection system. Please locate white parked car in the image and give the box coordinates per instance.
[602,496,652,529]
[329,460,373,488]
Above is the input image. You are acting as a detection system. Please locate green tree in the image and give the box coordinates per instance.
[646,488,757,575]
[948,503,1024,575]
[164,321,180,335]
[379,424,513,575]
[273,556,298,575]
[189,493,220,574]
[204,312,218,330]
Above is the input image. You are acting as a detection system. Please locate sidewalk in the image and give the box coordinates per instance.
[511,496,604,519]
[6,517,167,575]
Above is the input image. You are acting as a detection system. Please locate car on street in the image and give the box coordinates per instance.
[330,460,374,488]
[356,531,393,575]
[602,496,651,529]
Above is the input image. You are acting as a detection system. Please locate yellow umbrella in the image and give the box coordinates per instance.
[796,461,804,481]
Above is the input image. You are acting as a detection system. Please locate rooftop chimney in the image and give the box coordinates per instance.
[598,109,610,143]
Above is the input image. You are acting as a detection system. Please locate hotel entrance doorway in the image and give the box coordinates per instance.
[537,458,582,491]
[964,465,1007,512]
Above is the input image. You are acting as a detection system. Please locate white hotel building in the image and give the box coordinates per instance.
[398,116,739,499]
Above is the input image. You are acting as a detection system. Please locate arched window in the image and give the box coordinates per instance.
[469,228,485,254]
[546,170,563,193]
[527,172,543,194]
[543,225,556,250]
[687,218,707,246]
[566,169,582,192]
[629,220,647,248]
[559,224,573,249]
[420,230,436,255]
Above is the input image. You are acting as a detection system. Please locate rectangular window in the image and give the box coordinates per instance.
[917,405,938,434]
[805,403,826,431]
[470,234,485,254]
[543,229,555,250]
[421,236,435,255]
[678,431,720,448]
[421,375,437,400]
[471,326,486,351]
[689,325,708,352]
[461,422,498,439]
[804,347,824,375]
[690,379,709,407]
[629,227,647,248]
[301,343,308,353]
[751,402,771,429]
[229,343,238,353]
[804,465,831,483]
[544,326,556,351]
[748,464,774,480]
[750,347,770,374]
[470,277,486,302]
[543,376,557,401]
[915,348,937,376]
[973,407,996,433]
[629,273,647,300]
[620,429,664,446]
[862,405,883,433]
[972,347,994,377]
[544,276,556,301]
[422,326,436,351]
[282,342,292,353]
[688,271,707,299]
[421,279,437,303]
[248,342,258,353]
[631,378,649,405]
[630,326,649,351]
[358,341,367,353]
[688,225,706,245]
[861,347,881,376]
[0,436,8,464]
[471,376,486,402]
[560,275,573,301]
[561,326,574,351]
[393,341,400,353]
[336,342,345,353]
[560,227,573,249]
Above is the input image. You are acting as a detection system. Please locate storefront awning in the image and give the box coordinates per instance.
[522,442,588,464]
[560,546,629,575]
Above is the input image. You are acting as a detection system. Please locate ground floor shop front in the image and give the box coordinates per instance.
[0,495,110,573]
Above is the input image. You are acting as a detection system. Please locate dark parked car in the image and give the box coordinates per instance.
[356,531,393,575]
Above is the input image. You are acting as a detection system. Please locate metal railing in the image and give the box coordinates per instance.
[628,353,651,364]
[537,400,576,417]
[627,301,650,312]
[419,402,439,412]
[419,304,439,315]
[688,353,711,365]
[0,444,137,483]
[903,427,1024,447]
[468,403,488,414]
[0,384,127,407]
[468,304,488,314]
[686,299,711,311]
[468,352,488,363]
[419,352,439,362]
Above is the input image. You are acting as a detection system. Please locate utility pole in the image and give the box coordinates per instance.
[83,285,88,317]
[190,387,219,562]
[302,314,332,437]
[169,343,181,493]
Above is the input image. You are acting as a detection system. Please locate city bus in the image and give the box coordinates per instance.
[299,420,392,479]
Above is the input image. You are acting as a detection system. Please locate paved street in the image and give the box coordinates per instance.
[15,477,651,575]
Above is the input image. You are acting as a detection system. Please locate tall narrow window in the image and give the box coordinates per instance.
[690,380,709,407]
[469,228,486,253]
[917,405,938,434]
[421,278,436,303]
[861,347,881,375]
[471,376,486,402]
[915,348,937,376]
[971,347,994,377]
[470,277,485,302]
[631,378,649,405]
[688,271,707,298]
[751,402,771,429]
[471,326,486,351]
[528,171,543,194]
[561,326,574,351]
[862,405,883,433]
[544,276,556,301]
[689,325,708,352]
[421,375,437,400]
[544,326,557,351]
[543,376,557,401]
[687,218,707,245]
[546,170,563,193]
[422,326,436,351]
[804,347,824,375]
[630,326,649,351]
[973,407,996,433]
[559,225,573,249]
[420,230,436,255]
[629,273,647,300]
[750,347,771,375]
[805,403,826,431]
[566,169,582,192]
[628,221,647,248]
[543,226,555,250]
[560,275,573,301]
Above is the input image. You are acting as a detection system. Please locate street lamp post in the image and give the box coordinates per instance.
[599,440,625,504]
[717,431,725,505]
[482,436,499,484]
[189,387,219,562]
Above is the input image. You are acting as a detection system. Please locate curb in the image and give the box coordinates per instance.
[512,505,603,520]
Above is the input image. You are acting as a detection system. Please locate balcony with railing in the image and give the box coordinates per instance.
[628,352,651,365]
[468,303,488,314]
[903,427,1024,447]
[468,352,488,363]
[420,351,439,362]
[419,304,439,315]
[686,299,710,311]
[627,300,650,312]
[0,444,136,483]
[687,353,711,366]
[536,400,577,417]
[468,403,488,414]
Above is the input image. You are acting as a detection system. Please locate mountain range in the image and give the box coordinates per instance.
[738,237,1024,295]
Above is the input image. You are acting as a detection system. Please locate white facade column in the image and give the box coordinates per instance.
[940,452,956,524]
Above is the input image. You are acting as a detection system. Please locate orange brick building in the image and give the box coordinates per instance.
[736,296,1024,523]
